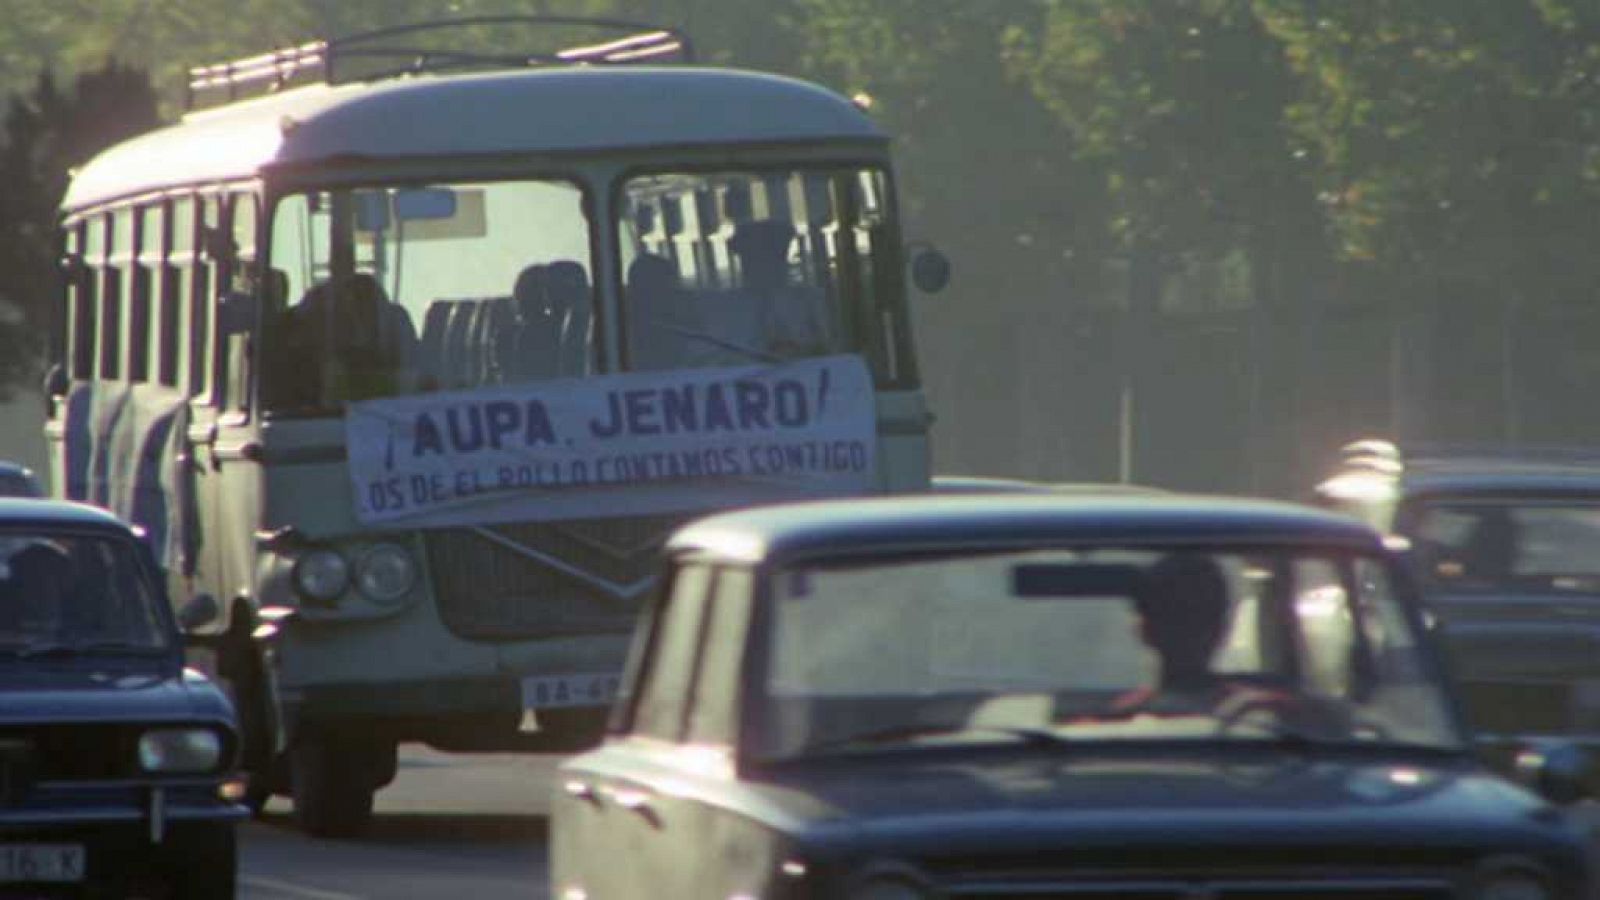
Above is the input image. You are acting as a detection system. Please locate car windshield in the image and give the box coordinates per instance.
[0,531,169,654]
[755,545,1461,759]
[1412,499,1600,594]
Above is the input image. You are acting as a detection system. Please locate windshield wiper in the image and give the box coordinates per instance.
[795,724,1070,757]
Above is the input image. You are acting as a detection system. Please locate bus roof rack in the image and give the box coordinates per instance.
[185,15,694,111]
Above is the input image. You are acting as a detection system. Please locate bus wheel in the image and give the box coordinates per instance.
[289,726,383,838]
[537,706,609,751]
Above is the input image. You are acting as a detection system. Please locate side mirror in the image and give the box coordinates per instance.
[42,363,67,417]
[908,244,951,294]
[43,363,68,398]
[177,592,221,633]
[1513,740,1590,805]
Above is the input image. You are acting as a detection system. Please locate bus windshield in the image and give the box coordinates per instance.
[261,167,908,413]
[261,178,593,412]
[618,167,902,377]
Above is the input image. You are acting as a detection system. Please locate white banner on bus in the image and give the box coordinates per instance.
[344,355,878,527]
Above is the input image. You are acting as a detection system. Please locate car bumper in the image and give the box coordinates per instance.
[0,787,241,894]
[0,783,247,833]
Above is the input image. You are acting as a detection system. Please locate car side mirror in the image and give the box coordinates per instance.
[42,363,68,417]
[1513,740,1590,805]
[908,244,950,294]
[43,363,68,398]
[178,593,221,633]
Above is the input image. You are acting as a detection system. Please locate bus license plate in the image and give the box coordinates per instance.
[0,844,86,883]
[520,673,620,710]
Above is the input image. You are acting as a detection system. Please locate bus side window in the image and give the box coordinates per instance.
[97,213,124,381]
[67,222,97,381]
[222,194,260,413]
[114,207,145,382]
[169,197,199,396]
[151,201,180,388]
[130,204,162,384]
[196,195,223,403]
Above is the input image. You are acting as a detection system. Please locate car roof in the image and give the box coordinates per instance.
[931,475,1166,495]
[668,493,1384,565]
[65,66,883,210]
[0,498,134,532]
[1394,457,1600,496]
[1323,454,1600,501]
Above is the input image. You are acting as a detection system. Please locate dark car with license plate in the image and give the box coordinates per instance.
[1,499,244,897]
[552,493,1592,899]
[1316,440,1600,771]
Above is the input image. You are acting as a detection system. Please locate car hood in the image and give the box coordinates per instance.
[0,662,232,725]
[743,747,1569,858]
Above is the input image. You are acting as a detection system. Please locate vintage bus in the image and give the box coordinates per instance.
[43,18,941,837]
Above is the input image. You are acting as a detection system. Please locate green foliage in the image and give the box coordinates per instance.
[0,61,160,398]
[1258,0,1600,284]
[2,0,1598,476]
[1009,0,1312,257]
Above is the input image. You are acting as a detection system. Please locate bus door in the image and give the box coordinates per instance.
[181,191,264,634]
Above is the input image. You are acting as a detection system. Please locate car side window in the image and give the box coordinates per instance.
[1293,558,1360,700]
[631,563,712,741]
[685,568,752,745]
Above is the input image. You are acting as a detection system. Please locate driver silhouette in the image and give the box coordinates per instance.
[1110,553,1234,714]
[1107,554,1363,739]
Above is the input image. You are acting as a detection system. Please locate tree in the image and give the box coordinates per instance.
[0,61,160,397]
[1260,0,1600,441]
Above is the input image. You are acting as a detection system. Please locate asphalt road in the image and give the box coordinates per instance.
[239,745,561,900]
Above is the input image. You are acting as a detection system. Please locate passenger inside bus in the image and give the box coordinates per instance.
[273,272,420,407]
[727,218,834,360]
[497,260,593,383]
[546,260,593,378]
[626,253,704,370]
[506,264,559,383]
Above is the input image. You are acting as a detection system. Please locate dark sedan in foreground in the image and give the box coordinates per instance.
[1,499,244,897]
[553,493,1591,899]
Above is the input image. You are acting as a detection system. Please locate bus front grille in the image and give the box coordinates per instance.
[423,514,687,640]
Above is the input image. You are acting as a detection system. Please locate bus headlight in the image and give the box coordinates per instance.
[355,543,418,605]
[139,728,223,774]
[293,549,349,603]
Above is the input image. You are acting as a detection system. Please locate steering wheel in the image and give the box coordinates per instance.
[1214,689,1392,742]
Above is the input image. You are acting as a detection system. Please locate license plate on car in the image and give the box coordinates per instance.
[520,673,620,709]
[0,844,86,883]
